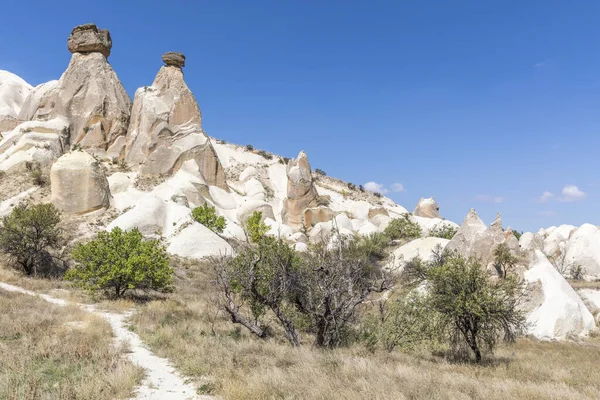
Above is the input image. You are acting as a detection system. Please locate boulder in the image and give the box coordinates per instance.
[564,224,600,280]
[413,197,441,219]
[162,52,185,67]
[168,223,233,259]
[124,55,227,189]
[50,151,111,214]
[67,23,112,58]
[524,250,595,339]
[391,237,450,270]
[303,206,334,229]
[282,151,319,229]
[368,207,389,220]
[237,198,275,224]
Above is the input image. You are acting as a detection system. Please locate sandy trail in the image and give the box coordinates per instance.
[0,281,210,400]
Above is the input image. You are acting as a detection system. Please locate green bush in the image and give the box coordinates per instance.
[358,232,391,261]
[246,211,269,243]
[191,204,226,234]
[384,214,422,241]
[314,168,326,176]
[425,253,526,362]
[66,227,174,298]
[0,203,62,276]
[429,224,458,240]
[245,144,254,151]
[257,150,273,160]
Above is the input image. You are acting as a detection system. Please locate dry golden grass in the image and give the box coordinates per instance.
[568,279,600,289]
[0,289,144,399]
[129,258,600,400]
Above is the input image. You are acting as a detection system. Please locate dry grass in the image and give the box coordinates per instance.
[568,279,600,289]
[131,258,600,399]
[0,289,144,399]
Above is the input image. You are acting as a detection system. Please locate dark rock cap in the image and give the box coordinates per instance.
[68,23,112,58]
[162,52,185,68]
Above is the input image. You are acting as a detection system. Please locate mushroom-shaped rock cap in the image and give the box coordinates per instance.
[162,52,186,67]
[67,23,112,58]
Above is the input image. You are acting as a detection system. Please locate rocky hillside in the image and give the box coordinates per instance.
[1,23,599,342]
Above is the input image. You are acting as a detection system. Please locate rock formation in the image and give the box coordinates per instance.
[283,151,319,230]
[123,52,227,189]
[303,206,334,229]
[413,197,441,219]
[50,151,111,214]
[27,24,131,154]
[0,70,32,133]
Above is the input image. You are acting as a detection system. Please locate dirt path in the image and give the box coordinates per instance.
[0,281,211,400]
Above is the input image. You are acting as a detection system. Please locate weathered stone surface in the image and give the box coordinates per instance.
[0,118,69,173]
[303,206,334,229]
[29,52,131,153]
[50,151,111,214]
[564,224,600,280]
[413,197,441,219]
[368,207,389,220]
[446,208,493,263]
[162,52,185,67]
[67,24,112,58]
[237,198,275,224]
[124,64,227,189]
[282,151,319,229]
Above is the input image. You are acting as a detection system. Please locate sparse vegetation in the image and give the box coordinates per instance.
[347,182,357,191]
[570,264,586,280]
[191,204,226,234]
[257,149,273,160]
[373,191,383,198]
[245,211,269,243]
[0,290,144,399]
[131,254,600,399]
[316,194,331,207]
[279,156,290,165]
[429,224,458,239]
[245,144,254,151]
[493,243,518,279]
[25,161,47,187]
[66,227,174,298]
[0,203,62,276]
[314,168,326,176]
[383,214,422,241]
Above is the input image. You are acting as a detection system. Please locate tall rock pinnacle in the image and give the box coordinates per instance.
[123,53,227,189]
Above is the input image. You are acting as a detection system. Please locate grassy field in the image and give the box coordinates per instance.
[0,289,144,400]
[130,258,600,400]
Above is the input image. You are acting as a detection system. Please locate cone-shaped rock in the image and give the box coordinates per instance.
[446,208,493,261]
[283,151,319,229]
[123,53,227,189]
[28,24,131,154]
[50,150,111,214]
[413,197,441,219]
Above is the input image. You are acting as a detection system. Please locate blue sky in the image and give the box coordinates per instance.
[1,0,598,232]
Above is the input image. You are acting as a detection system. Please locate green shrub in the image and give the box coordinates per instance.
[246,211,269,243]
[191,204,226,234]
[66,227,174,298]
[245,144,254,151]
[512,230,523,240]
[429,224,458,240]
[0,203,62,276]
[314,168,326,176]
[347,182,357,191]
[425,253,526,362]
[257,150,273,160]
[358,232,391,261]
[492,243,518,279]
[384,214,422,241]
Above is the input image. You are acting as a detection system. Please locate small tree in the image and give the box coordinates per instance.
[246,211,269,243]
[426,254,526,362]
[66,227,174,298]
[0,203,62,276]
[192,204,226,234]
[314,168,327,176]
[493,243,518,279]
[429,224,458,240]
[384,214,422,241]
[212,236,302,346]
[294,236,395,347]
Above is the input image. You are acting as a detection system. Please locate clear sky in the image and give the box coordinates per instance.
[1,0,598,232]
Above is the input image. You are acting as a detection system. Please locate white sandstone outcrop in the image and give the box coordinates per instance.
[50,151,111,214]
[564,224,600,280]
[391,237,450,269]
[0,70,32,133]
[413,197,441,219]
[282,151,319,230]
[524,250,595,339]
